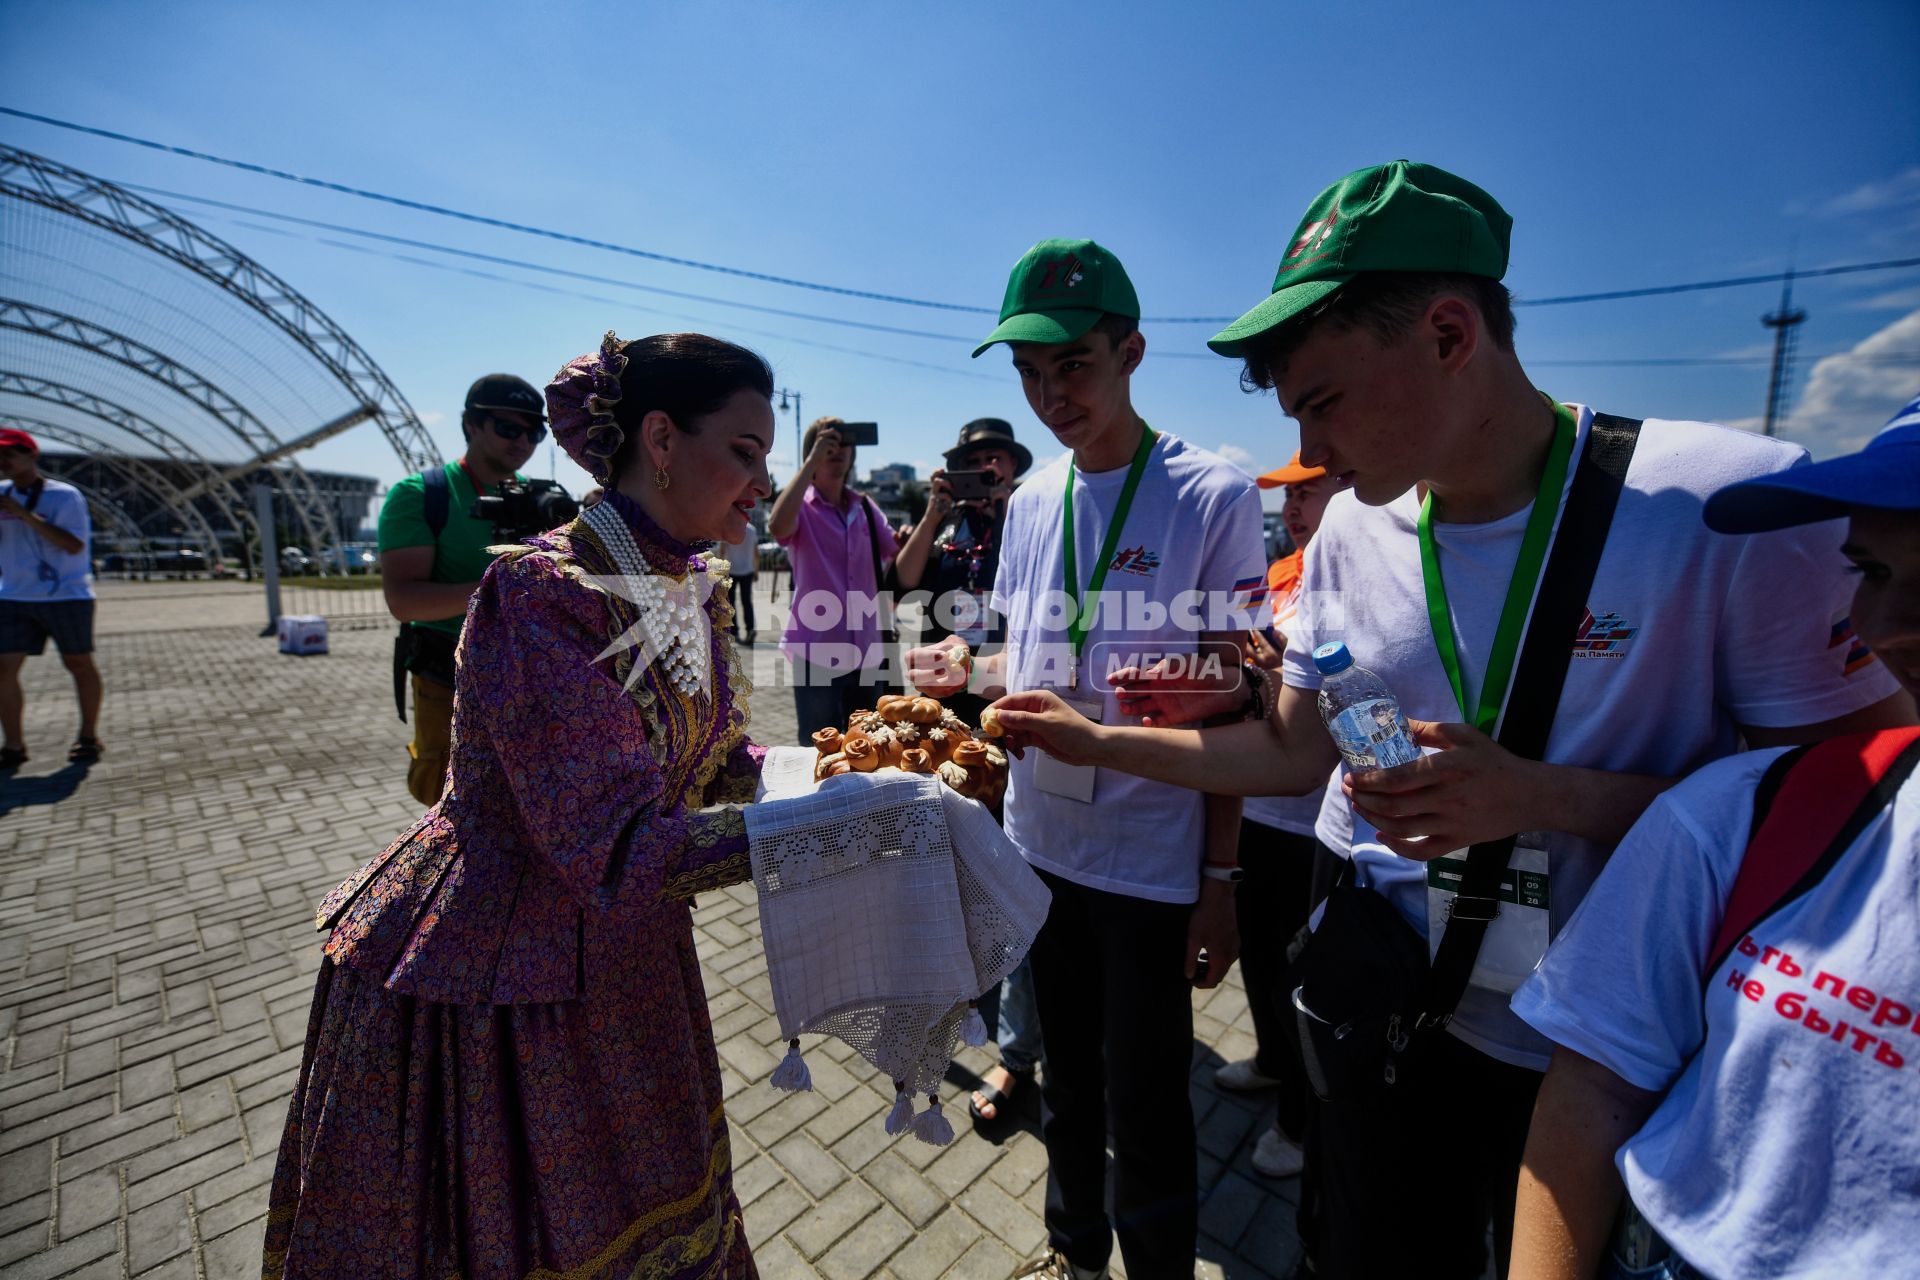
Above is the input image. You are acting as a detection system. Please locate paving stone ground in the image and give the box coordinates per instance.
[0,579,1302,1279]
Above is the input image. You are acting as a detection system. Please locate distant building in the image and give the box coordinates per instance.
[862,462,918,526]
[37,449,379,562]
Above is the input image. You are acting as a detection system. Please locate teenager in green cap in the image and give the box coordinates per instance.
[986,162,1913,1278]
[906,238,1268,1280]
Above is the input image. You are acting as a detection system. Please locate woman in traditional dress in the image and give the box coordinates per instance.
[263,331,777,1278]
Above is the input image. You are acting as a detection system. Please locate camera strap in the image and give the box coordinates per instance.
[422,464,451,540]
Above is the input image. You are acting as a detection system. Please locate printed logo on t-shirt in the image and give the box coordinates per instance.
[1829,617,1877,676]
[1108,545,1161,577]
[1572,607,1638,660]
[1725,932,1909,1073]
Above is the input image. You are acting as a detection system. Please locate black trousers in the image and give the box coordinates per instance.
[1305,1029,1544,1279]
[728,572,756,639]
[1235,822,1332,1142]
[790,665,885,745]
[1027,869,1197,1278]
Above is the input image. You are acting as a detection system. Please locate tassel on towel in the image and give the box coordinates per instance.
[911,1094,955,1146]
[884,1083,914,1135]
[961,1002,988,1047]
[770,1039,812,1092]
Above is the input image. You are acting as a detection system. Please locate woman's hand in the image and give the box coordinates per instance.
[904,637,970,696]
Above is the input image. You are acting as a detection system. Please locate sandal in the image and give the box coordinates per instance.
[968,1064,1031,1127]
[0,746,25,770]
[67,737,102,764]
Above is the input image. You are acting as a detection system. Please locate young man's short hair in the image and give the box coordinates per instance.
[1238,272,1516,393]
[1091,312,1138,350]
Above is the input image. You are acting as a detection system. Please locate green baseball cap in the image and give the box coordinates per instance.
[972,238,1140,358]
[1207,161,1512,357]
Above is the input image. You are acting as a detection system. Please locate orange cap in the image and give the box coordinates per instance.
[1255,451,1326,490]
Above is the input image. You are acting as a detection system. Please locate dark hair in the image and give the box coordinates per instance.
[1091,312,1138,349]
[1238,273,1516,393]
[606,333,774,482]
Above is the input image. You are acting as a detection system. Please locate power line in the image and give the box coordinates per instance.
[132,183,1920,377]
[125,184,980,343]
[0,106,1002,317]
[1516,259,1920,307]
[9,107,1917,324]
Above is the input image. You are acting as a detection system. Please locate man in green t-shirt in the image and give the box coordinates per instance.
[378,373,545,804]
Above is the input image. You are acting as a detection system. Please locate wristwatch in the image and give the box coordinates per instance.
[1200,863,1244,883]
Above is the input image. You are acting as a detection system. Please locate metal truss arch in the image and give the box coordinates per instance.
[0,371,261,545]
[0,145,439,475]
[2,414,224,554]
[0,297,331,551]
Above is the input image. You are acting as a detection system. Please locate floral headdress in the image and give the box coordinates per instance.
[545,331,628,484]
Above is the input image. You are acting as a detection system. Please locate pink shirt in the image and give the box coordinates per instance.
[777,484,898,669]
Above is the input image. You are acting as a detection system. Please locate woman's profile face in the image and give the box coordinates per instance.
[1842,507,1920,699]
[659,389,775,545]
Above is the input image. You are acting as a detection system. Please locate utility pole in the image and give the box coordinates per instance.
[1760,269,1807,437]
[776,387,804,469]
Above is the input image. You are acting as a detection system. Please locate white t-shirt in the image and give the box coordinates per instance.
[0,478,94,602]
[1246,566,1330,837]
[1513,748,1920,1280]
[723,532,758,577]
[993,430,1267,902]
[1279,408,1901,1069]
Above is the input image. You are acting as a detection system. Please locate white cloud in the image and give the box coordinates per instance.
[1816,166,1920,217]
[419,409,446,426]
[1216,442,1258,472]
[1846,284,1920,313]
[1776,308,1920,457]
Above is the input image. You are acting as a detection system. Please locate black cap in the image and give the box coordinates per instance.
[943,417,1033,477]
[465,373,546,420]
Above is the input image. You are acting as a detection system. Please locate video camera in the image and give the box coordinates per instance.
[471,478,580,539]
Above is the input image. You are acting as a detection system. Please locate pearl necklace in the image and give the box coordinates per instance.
[584,500,711,698]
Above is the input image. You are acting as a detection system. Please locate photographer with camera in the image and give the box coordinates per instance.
[768,415,897,741]
[379,373,576,805]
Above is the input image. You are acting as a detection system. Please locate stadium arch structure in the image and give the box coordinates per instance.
[0,144,437,567]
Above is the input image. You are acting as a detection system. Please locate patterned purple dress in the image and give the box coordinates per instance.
[264,491,764,1279]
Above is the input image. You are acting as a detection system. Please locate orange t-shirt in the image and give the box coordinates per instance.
[1267,550,1306,629]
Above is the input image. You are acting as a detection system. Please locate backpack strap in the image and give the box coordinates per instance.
[421,465,452,540]
[1706,726,1920,977]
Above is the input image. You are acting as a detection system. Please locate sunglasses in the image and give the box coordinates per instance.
[486,417,548,444]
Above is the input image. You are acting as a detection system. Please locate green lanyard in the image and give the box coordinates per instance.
[1417,401,1576,734]
[1062,423,1157,689]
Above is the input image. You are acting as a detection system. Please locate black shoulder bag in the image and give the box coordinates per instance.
[1291,414,1642,1098]
[392,466,461,720]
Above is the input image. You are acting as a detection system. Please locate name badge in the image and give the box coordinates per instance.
[1424,842,1551,995]
[952,589,992,648]
[1033,692,1103,803]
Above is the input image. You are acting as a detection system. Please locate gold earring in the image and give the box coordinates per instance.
[654,467,671,491]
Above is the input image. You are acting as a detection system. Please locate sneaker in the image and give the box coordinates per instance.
[1011,1250,1108,1280]
[1251,1126,1306,1179]
[1213,1057,1283,1092]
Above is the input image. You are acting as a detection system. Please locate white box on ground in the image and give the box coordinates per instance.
[277,615,329,656]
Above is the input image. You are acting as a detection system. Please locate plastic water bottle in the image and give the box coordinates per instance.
[1312,641,1421,770]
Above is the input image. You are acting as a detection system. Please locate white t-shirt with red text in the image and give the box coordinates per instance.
[1514,749,1920,1279]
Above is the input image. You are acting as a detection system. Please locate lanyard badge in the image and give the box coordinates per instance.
[1417,401,1577,734]
[1061,424,1156,691]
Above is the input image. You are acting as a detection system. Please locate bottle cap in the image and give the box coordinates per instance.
[1311,641,1354,675]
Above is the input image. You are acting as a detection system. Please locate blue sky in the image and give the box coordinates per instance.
[3,0,1916,509]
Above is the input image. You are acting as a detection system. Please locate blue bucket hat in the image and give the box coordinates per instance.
[1705,394,1920,533]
